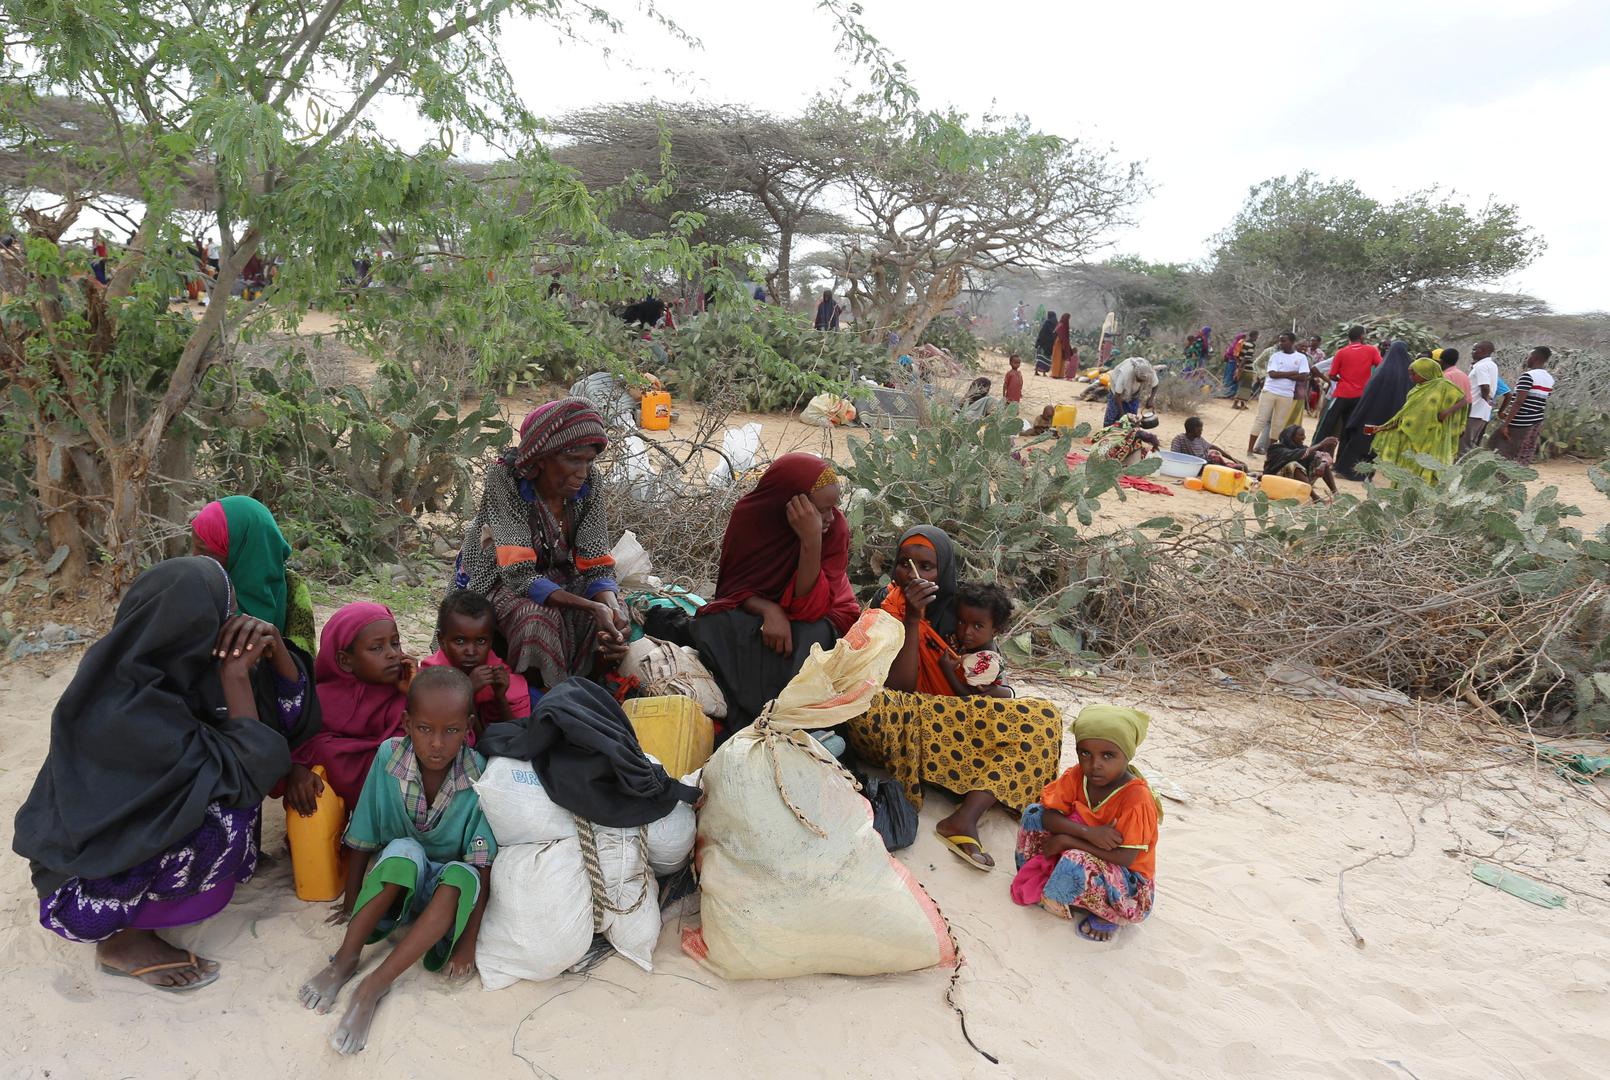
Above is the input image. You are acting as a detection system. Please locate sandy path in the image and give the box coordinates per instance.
[3,654,1607,1078]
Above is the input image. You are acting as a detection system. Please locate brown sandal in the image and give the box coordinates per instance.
[99,950,220,992]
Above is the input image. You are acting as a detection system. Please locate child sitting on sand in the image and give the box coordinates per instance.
[292,602,413,810]
[298,667,496,1055]
[1011,705,1159,942]
[419,589,530,738]
[938,581,1013,698]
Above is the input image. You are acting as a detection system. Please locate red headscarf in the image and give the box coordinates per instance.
[698,453,859,633]
[291,601,409,808]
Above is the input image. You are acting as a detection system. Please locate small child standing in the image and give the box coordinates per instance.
[1011,705,1159,942]
[419,589,530,739]
[298,667,496,1054]
[292,602,413,810]
[939,582,1013,698]
[1002,354,1025,404]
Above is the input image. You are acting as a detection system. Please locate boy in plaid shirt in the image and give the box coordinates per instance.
[299,667,496,1054]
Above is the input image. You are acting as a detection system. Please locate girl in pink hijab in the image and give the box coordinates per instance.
[291,603,413,809]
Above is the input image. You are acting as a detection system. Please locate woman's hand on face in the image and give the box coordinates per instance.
[901,578,940,622]
[217,617,277,677]
[785,493,824,542]
[215,614,280,663]
[759,606,794,656]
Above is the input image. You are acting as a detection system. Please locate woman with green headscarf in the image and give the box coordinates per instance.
[1364,357,1467,482]
[190,495,317,657]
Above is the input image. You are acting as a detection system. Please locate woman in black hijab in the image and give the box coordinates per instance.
[12,557,319,991]
[1334,340,1414,481]
[1033,312,1058,375]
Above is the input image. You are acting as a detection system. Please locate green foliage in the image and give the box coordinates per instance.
[1099,256,1198,330]
[1216,172,1542,294]
[1539,405,1610,460]
[915,315,980,367]
[1209,172,1543,326]
[1323,315,1441,357]
[838,406,1140,601]
[197,354,510,577]
[661,303,886,411]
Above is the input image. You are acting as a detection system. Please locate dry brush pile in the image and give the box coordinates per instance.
[1084,455,1610,733]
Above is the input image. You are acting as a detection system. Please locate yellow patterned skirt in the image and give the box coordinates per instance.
[846,691,1063,812]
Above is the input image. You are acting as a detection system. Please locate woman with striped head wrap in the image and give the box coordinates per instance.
[454,398,627,689]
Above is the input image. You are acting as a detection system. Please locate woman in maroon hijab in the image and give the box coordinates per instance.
[689,453,859,737]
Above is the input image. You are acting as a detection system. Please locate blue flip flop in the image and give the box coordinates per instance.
[1076,914,1118,942]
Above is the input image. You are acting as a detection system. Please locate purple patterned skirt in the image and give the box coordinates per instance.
[40,802,260,943]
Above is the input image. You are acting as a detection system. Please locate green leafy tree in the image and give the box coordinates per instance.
[0,0,716,589]
[1205,171,1544,327]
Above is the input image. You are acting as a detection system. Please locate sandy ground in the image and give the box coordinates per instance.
[3,653,1610,1075]
[3,648,1609,1078]
[12,317,1602,1076]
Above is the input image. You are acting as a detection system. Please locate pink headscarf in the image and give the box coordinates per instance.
[292,601,408,807]
[191,501,229,559]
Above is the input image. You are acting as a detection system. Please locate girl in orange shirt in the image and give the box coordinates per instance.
[1011,705,1159,941]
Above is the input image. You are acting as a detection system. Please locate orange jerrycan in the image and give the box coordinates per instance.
[286,765,346,901]
[640,390,672,431]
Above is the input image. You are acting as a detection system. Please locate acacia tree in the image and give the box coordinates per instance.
[0,0,692,589]
[823,105,1143,348]
[549,103,850,300]
[1203,171,1545,327]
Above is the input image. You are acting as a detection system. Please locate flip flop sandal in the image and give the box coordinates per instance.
[935,830,994,871]
[1076,915,1119,942]
[99,950,220,992]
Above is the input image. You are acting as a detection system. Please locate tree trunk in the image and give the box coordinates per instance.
[102,444,151,596]
[769,225,794,304]
[31,430,88,586]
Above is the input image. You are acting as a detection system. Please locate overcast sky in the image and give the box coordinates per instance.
[388,0,1608,312]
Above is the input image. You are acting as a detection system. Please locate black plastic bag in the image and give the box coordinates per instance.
[849,766,918,852]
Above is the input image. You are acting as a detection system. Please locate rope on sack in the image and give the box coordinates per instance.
[753,701,863,839]
[576,817,653,932]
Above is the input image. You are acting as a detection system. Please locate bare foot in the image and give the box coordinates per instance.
[97,929,219,990]
[330,980,390,1055]
[299,953,360,1014]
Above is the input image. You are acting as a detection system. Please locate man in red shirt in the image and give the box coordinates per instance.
[1003,353,1025,403]
[1314,325,1381,441]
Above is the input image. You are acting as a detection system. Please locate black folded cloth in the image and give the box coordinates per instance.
[480,677,700,828]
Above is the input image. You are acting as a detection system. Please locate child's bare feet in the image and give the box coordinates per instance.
[299,953,360,1014]
[330,979,390,1055]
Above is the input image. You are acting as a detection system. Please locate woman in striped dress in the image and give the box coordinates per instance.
[454,399,629,690]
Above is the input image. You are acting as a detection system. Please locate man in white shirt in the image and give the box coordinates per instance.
[1249,332,1310,456]
[1462,340,1499,456]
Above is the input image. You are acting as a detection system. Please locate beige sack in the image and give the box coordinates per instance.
[621,636,728,719]
[681,610,957,979]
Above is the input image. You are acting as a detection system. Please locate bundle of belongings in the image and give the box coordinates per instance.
[682,609,957,979]
[474,679,699,988]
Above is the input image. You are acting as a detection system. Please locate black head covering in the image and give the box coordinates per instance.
[13,557,308,896]
[1264,425,1310,474]
[1035,315,1057,355]
[478,677,700,828]
[1346,340,1414,430]
[898,525,959,639]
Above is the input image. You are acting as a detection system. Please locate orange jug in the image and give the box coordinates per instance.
[1201,464,1250,497]
[640,390,672,431]
[286,765,346,902]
